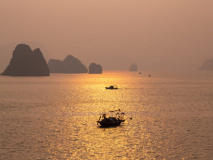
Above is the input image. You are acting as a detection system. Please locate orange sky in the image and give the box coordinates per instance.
[0,0,213,71]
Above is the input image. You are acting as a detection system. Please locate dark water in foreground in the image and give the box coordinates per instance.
[0,71,213,159]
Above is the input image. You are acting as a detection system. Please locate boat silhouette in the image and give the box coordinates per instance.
[105,85,118,89]
[97,109,125,127]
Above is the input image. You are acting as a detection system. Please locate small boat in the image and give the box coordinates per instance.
[97,109,125,127]
[105,85,118,89]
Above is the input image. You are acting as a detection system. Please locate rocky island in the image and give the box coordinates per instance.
[89,63,102,74]
[48,55,88,73]
[1,44,49,76]
[129,63,138,72]
[199,58,213,71]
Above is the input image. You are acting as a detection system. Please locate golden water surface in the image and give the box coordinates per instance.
[0,71,213,159]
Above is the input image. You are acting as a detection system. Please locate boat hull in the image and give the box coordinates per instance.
[105,85,118,89]
[99,121,121,127]
[105,87,118,89]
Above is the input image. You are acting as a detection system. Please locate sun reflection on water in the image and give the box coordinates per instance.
[1,71,212,159]
[40,71,160,159]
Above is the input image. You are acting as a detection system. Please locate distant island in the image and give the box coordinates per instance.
[48,55,88,73]
[199,58,213,71]
[1,44,49,76]
[129,63,138,72]
[89,63,102,74]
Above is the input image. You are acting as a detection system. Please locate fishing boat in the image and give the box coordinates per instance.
[97,109,125,127]
[105,85,118,89]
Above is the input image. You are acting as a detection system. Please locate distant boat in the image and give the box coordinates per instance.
[105,85,118,89]
[97,109,125,127]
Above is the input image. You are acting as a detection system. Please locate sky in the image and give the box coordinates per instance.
[0,0,213,71]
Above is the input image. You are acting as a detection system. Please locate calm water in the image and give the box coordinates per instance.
[0,71,213,159]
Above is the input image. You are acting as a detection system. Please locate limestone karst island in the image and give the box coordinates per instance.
[48,55,88,73]
[199,58,213,71]
[129,63,138,72]
[1,44,49,76]
[1,44,103,76]
[48,55,103,74]
[88,63,102,74]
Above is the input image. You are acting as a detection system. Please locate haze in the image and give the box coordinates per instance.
[0,0,213,71]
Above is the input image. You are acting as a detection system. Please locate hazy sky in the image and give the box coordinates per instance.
[0,0,213,71]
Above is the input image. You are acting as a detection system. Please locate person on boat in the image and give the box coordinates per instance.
[103,113,106,119]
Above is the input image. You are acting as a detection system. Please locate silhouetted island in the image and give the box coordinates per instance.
[1,44,49,76]
[199,58,213,71]
[89,63,102,74]
[48,55,88,73]
[129,63,138,72]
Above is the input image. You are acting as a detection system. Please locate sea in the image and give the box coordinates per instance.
[0,71,212,160]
